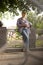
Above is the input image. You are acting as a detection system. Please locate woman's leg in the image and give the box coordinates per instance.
[22,29,29,51]
[21,29,29,65]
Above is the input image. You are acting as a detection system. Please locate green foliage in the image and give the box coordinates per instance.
[36,22,43,29]
[36,40,43,47]
[0,0,43,13]
[27,11,43,29]
[27,11,37,28]
[27,11,37,23]
[0,12,3,20]
[0,0,30,13]
[15,27,22,39]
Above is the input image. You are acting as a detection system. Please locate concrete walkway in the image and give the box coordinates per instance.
[0,40,43,65]
[0,50,43,65]
[0,52,24,65]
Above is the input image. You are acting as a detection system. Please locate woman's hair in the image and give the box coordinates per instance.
[0,21,3,27]
[22,10,27,14]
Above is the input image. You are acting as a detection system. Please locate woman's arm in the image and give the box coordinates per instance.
[17,19,27,27]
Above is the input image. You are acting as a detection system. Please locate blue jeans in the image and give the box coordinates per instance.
[21,28,30,51]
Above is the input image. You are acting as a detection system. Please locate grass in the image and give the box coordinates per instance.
[36,40,43,47]
[7,35,43,48]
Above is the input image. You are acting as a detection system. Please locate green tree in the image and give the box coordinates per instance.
[27,10,43,29]
[0,0,43,13]
[0,0,30,13]
[27,10,37,28]
[36,16,43,29]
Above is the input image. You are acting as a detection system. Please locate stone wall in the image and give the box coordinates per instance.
[0,27,7,48]
[29,27,36,48]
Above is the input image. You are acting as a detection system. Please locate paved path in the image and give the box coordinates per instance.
[0,52,25,65]
[0,50,43,65]
[0,40,43,65]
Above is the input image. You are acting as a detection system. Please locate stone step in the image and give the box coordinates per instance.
[0,53,25,65]
[4,48,23,53]
[0,52,24,60]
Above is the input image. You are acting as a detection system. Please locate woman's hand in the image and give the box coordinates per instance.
[26,23,30,28]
